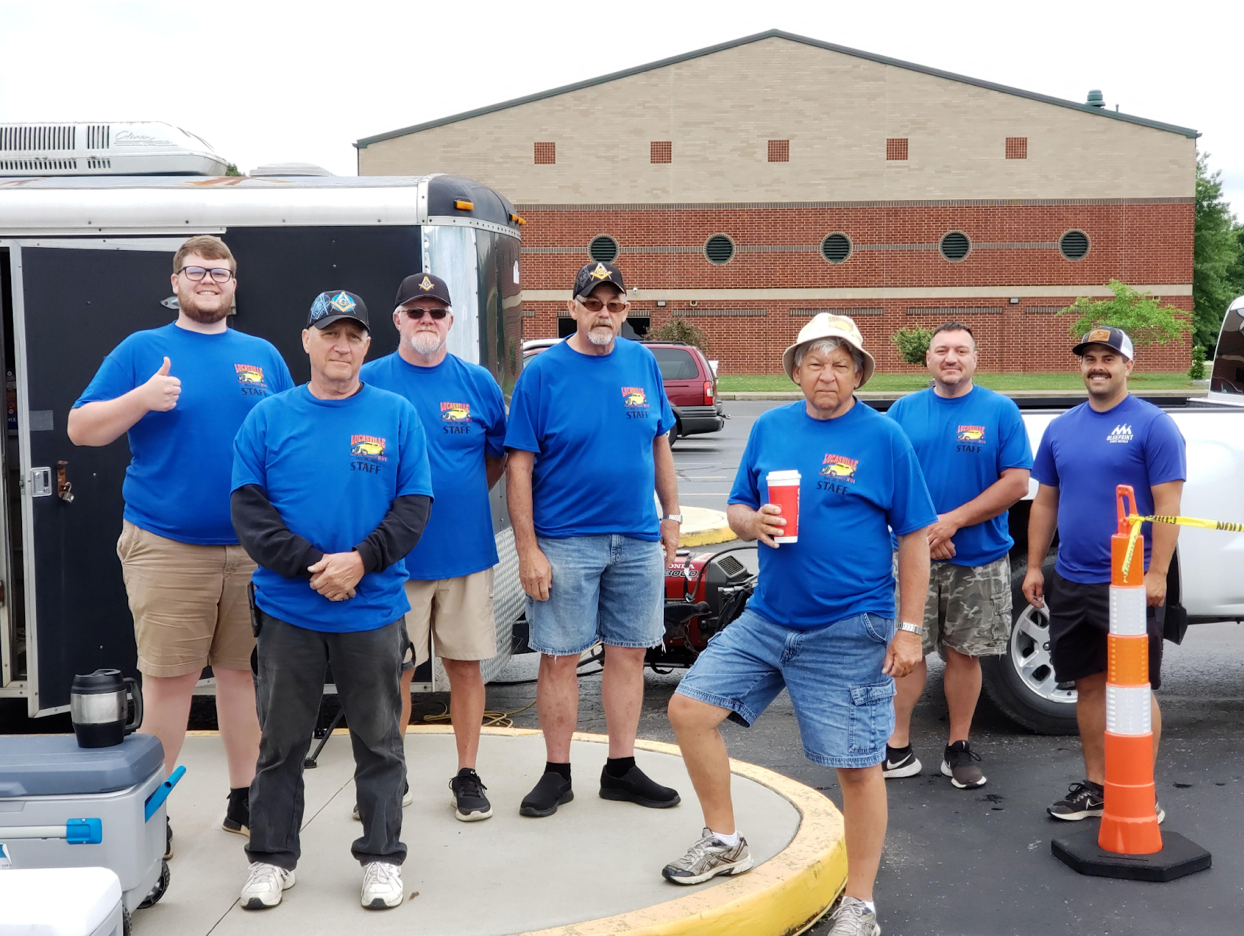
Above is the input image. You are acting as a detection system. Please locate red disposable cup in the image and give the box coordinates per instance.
[766,470,801,543]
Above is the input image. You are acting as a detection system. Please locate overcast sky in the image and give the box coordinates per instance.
[2,0,1241,215]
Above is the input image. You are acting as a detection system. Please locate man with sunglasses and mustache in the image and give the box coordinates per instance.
[360,273,507,822]
[68,235,293,852]
[505,261,682,818]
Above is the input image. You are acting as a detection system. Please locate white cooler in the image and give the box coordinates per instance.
[0,867,125,936]
[0,735,181,913]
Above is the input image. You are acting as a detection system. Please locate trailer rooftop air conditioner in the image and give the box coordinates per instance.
[0,121,229,176]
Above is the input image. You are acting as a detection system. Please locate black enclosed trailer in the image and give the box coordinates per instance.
[0,173,526,716]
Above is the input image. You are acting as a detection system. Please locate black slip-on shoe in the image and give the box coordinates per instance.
[599,763,680,808]
[520,771,573,818]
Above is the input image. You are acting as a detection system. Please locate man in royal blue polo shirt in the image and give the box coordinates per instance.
[506,261,682,819]
[230,290,433,911]
[884,322,1032,790]
[1024,327,1185,822]
[664,314,935,936]
[68,235,293,851]
[362,272,507,822]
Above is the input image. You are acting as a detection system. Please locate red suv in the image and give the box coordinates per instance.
[640,341,724,447]
[519,339,724,447]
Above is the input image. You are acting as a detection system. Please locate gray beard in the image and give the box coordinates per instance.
[409,332,445,355]
[587,326,614,346]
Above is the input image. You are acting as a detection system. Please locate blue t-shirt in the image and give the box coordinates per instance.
[1031,395,1186,584]
[729,400,938,630]
[505,338,676,540]
[74,322,293,545]
[361,352,506,580]
[887,386,1033,567]
[231,384,434,633]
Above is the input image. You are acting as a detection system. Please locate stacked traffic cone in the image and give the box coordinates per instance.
[1098,484,1161,854]
[1051,484,1211,882]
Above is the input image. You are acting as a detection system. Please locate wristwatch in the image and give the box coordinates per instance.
[662,513,683,524]
[897,621,924,636]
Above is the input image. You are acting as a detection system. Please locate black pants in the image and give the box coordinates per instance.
[246,614,407,870]
[1047,572,1164,690]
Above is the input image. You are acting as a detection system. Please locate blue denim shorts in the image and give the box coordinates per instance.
[527,534,665,656]
[675,607,896,769]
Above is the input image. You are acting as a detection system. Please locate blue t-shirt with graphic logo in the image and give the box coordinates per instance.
[505,338,676,540]
[231,384,434,633]
[74,323,293,545]
[887,386,1033,567]
[361,352,506,580]
[730,400,938,630]
[1032,395,1185,584]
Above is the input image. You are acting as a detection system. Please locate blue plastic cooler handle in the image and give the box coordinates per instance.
[144,765,186,822]
[65,818,103,845]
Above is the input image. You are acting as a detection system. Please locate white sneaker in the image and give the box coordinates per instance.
[360,861,404,910]
[239,862,295,910]
[353,784,413,820]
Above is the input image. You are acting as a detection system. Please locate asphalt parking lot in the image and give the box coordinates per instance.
[487,399,1244,936]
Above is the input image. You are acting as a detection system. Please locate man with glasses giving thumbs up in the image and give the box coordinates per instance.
[67,235,293,851]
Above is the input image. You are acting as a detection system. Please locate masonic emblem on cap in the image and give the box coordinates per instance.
[329,292,356,314]
[589,263,610,280]
[419,276,434,292]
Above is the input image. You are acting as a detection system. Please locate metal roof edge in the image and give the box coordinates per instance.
[354,29,1198,148]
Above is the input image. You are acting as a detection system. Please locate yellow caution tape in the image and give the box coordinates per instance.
[1121,513,1244,579]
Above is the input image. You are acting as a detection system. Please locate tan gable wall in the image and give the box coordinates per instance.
[358,36,1194,202]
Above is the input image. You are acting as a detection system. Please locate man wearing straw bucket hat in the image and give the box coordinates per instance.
[665,313,937,936]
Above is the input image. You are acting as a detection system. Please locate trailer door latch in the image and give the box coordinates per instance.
[29,467,52,497]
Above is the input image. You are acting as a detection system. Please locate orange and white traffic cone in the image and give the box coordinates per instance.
[1098,484,1161,855]
[1051,484,1211,882]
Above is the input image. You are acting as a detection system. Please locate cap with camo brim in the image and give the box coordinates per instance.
[1072,326,1133,360]
[307,290,369,331]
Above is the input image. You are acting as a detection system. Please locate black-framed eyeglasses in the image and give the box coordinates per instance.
[404,307,449,320]
[178,266,234,283]
[579,297,627,314]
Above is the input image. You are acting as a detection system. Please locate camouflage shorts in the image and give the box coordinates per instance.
[893,554,1012,657]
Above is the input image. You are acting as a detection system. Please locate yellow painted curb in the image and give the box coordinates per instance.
[680,525,738,547]
[183,725,847,935]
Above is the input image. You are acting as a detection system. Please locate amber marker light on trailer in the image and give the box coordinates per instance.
[454,199,474,211]
[510,213,526,225]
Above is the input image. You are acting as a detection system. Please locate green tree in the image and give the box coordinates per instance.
[646,317,709,352]
[1193,153,1240,353]
[1058,279,1190,349]
[225,163,242,177]
[891,326,932,365]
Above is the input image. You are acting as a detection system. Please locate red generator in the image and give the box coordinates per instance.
[649,545,757,672]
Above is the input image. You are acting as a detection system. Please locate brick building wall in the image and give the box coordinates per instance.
[517,200,1194,373]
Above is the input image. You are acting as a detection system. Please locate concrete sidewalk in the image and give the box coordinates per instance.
[137,728,841,936]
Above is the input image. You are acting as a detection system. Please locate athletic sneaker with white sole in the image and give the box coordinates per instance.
[239,862,295,910]
[353,783,413,820]
[1048,780,1104,820]
[940,740,986,789]
[360,861,404,909]
[881,745,921,779]
[662,828,753,885]
[826,895,881,936]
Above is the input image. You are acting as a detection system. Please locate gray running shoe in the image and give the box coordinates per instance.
[940,740,986,789]
[1048,780,1104,820]
[662,828,753,885]
[881,746,921,779]
[826,895,880,936]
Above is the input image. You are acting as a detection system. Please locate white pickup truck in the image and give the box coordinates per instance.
[980,297,1244,733]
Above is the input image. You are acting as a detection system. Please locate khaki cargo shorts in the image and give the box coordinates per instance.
[894,553,1012,657]
[404,568,496,667]
[117,520,257,678]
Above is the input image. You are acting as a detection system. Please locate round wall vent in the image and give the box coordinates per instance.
[588,235,619,263]
[705,234,735,265]
[821,233,852,263]
[1060,230,1090,261]
[940,231,971,261]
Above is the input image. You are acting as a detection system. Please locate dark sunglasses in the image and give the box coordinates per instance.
[579,297,627,314]
[404,307,449,320]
